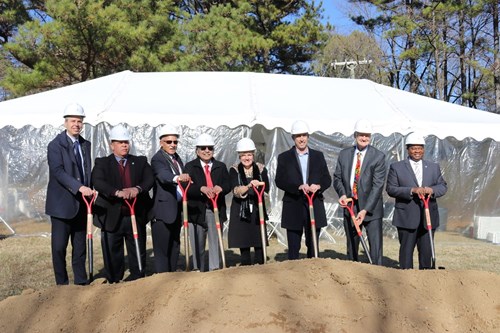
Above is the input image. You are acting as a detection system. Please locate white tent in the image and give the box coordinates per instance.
[1,70,499,140]
[0,71,499,235]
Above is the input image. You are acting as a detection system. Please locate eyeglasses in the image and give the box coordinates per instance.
[198,146,214,151]
[162,140,178,145]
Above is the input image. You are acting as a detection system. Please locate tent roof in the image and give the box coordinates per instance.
[1,70,499,140]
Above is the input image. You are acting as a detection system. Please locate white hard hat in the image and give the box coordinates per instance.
[158,124,180,138]
[291,120,309,135]
[63,103,85,118]
[405,132,425,145]
[354,118,373,134]
[109,125,131,141]
[236,138,256,152]
[195,133,215,146]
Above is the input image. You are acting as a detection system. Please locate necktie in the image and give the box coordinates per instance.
[73,141,85,184]
[414,162,422,186]
[119,159,132,188]
[204,164,213,188]
[171,155,181,175]
[353,152,361,200]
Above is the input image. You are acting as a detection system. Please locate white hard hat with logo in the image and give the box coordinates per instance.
[159,124,180,138]
[236,138,256,152]
[195,133,215,146]
[63,103,85,118]
[109,125,131,141]
[405,132,426,145]
[291,120,309,135]
[354,119,373,134]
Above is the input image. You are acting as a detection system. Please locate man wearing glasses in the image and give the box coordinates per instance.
[151,124,191,273]
[184,133,231,271]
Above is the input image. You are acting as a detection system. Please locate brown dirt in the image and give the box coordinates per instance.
[1,258,499,333]
[1,220,499,332]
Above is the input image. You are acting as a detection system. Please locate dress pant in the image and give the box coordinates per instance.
[240,247,264,265]
[101,215,147,282]
[189,209,221,271]
[344,217,383,265]
[286,227,321,260]
[151,217,181,273]
[51,206,88,285]
[397,224,435,269]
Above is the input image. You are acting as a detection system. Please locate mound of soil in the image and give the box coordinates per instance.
[0,258,499,332]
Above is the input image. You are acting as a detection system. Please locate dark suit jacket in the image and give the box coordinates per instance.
[45,131,92,219]
[275,147,332,230]
[184,157,231,227]
[92,154,154,232]
[386,159,447,229]
[333,146,386,221]
[151,149,184,224]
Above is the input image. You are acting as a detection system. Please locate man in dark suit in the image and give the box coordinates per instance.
[386,133,447,269]
[184,133,231,271]
[46,103,94,285]
[151,124,191,273]
[275,120,332,260]
[333,119,386,265]
[92,125,154,282]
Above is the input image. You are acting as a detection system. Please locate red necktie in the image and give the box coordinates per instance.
[204,164,213,188]
[353,152,361,200]
[119,159,132,188]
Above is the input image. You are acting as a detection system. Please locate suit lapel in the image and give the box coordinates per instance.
[128,155,137,186]
[109,155,122,188]
[421,160,429,187]
[346,147,355,180]
[290,147,302,177]
[404,159,419,186]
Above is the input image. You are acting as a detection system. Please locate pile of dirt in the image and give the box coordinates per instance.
[0,258,499,332]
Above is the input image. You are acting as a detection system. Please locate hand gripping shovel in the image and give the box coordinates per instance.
[208,193,226,269]
[178,181,191,272]
[82,191,97,282]
[303,191,319,258]
[345,198,373,264]
[124,197,143,275]
[419,193,443,269]
[252,182,267,264]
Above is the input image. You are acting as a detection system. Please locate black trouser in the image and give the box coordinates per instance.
[240,247,264,265]
[286,227,321,260]
[50,205,87,285]
[397,224,435,269]
[101,216,147,283]
[151,219,181,273]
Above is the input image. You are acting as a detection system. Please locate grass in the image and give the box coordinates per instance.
[1,219,499,301]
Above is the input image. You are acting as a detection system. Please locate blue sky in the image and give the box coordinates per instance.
[320,0,359,34]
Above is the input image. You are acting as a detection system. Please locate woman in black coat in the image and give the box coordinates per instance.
[228,138,270,265]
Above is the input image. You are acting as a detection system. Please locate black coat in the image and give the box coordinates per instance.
[92,154,154,232]
[184,157,231,227]
[275,147,332,230]
[228,163,269,248]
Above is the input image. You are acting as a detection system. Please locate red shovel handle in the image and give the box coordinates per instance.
[303,190,315,206]
[208,192,220,210]
[419,193,430,208]
[82,192,97,214]
[124,196,137,215]
[345,198,361,234]
[252,182,266,204]
[178,181,191,202]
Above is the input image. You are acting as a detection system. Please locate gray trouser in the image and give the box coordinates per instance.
[189,209,221,271]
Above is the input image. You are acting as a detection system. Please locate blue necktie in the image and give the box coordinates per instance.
[74,141,85,185]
